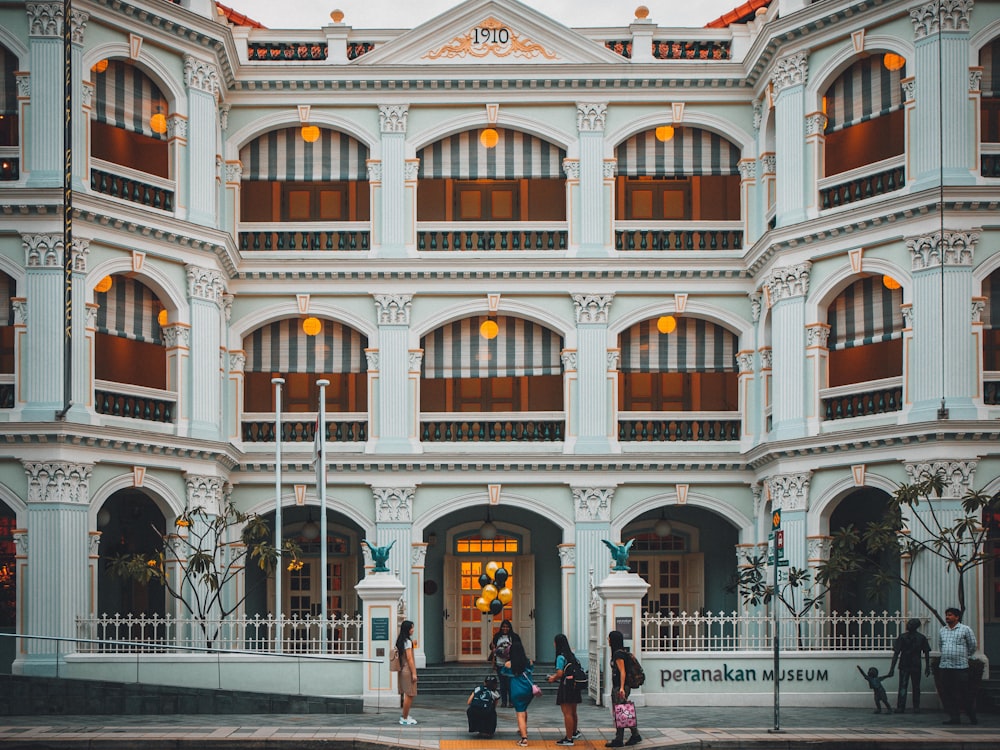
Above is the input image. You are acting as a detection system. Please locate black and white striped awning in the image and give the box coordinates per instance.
[1,272,14,326]
[95,276,164,344]
[91,60,168,140]
[0,46,16,117]
[418,129,566,179]
[619,317,738,373]
[615,127,742,177]
[824,56,905,133]
[244,319,368,373]
[240,127,370,181]
[827,277,904,350]
[981,38,1000,98]
[421,316,562,379]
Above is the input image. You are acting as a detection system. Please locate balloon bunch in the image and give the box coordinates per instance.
[475,561,512,617]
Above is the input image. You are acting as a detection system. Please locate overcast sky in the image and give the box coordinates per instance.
[227,0,743,30]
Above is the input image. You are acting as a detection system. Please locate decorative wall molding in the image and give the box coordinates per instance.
[186,265,227,305]
[374,294,412,325]
[763,262,811,303]
[576,102,607,132]
[771,50,809,95]
[379,104,409,134]
[904,460,977,498]
[909,0,974,40]
[23,234,63,268]
[765,472,811,512]
[573,486,614,522]
[907,230,979,270]
[23,462,93,504]
[183,55,222,100]
[572,294,614,324]
[373,486,414,523]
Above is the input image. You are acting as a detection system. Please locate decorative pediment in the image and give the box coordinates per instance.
[353,0,626,67]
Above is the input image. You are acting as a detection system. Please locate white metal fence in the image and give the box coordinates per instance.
[75,613,365,655]
[640,610,927,652]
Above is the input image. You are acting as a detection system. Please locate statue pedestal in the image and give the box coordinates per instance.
[355,571,405,708]
[595,570,650,706]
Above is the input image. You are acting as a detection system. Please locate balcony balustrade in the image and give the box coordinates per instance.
[420,411,564,442]
[818,155,905,210]
[89,157,174,211]
[982,144,1000,178]
[94,379,176,423]
[820,376,903,421]
[241,413,368,443]
[984,372,1000,405]
[615,221,743,251]
[416,222,568,251]
[618,411,741,442]
[239,222,370,252]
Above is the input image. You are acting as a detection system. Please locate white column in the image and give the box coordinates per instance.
[185,266,226,439]
[20,235,64,420]
[18,462,92,675]
[183,56,222,226]
[371,485,416,660]
[771,51,809,227]
[67,239,91,421]
[764,472,811,649]
[372,294,419,453]
[905,230,978,421]
[355,570,406,707]
[804,323,830,434]
[738,159,758,247]
[572,294,614,453]
[595,566,650,705]
[763,262,811,440]
[182,475,225,642]
[908,1,976,187]
[574,103,611,257]
[572,486,615,668]
[377,105,410,257]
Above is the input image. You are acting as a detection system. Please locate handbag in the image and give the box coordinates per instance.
[613,700,637,729]
[531,682,543,697]
[389,648,401,673]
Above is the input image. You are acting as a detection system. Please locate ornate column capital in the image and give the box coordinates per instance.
[771,50,809,96]
[409,350,423,372]
[572,486,614,522]
[411,543,428,567]
[765,472,811,512]
[374,294,412,325]
[560,350,578,372]
[972,297,986,324]
[365,349,380,371]
[184,475,225,516]
[186,265,227,305]
[607,349,620,372]
[558,544,576,567]
[763,261,811,303]
[572,294,614,324]
[901,77,916,103]
[805,112,828,136]
[750,483,764,518]
[904,460,977,498]
[759,347,773,370]
[576,102,607,132]
[736,351,755,374]
[806,323,831,349]
[70,238,90,272]
[22,234,63,268]
[366,161,382,182]
[761,153,777,175]
[910,0,974,40]
[229,351,246,373]
[183,55,222,100]
[23,462,93,504]
[807,535,832,562]
[379,104,409,134]
[372,486,414,523]
[162,324,191,349]
[969,68,982,93]
[749,291,763,322]
[753,99,764,134]
[738,159,757,181]
[167,114,188,140]
[404,160,420,181]
[27,3,66,37]
[907,230,978,270]
[562,160,580,180]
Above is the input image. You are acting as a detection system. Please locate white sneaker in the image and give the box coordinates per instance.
[400,716,417,725]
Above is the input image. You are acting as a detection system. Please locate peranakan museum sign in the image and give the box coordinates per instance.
[638,653,930,708]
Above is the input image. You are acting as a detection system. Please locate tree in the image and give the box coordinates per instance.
[107,501,301,647]
[813,470,998,626]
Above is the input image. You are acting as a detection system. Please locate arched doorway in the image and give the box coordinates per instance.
[96,489,166,616]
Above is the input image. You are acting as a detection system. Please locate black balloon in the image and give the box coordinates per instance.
[493,568,508,587]
[489,598,504,615]
[478,573,492,587]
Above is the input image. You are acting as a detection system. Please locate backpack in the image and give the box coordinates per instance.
[470,685,495,711]
[389,647,401,673]
[625,651,645,688]
[563,659,588,690]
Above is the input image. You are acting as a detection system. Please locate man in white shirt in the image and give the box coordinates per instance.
[937,607,978,725]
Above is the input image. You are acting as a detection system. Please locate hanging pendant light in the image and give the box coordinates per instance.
[655,125,675,142]
[480,318,499,340]
[149,107,167,135]
[480,128,499,149]
[302,509,320,540]
[479,506,497,540]
[657,315,677,334]
[654,509,673,538]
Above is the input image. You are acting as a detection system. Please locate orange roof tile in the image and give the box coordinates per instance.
[705,0,772,28]
[215,1,267,29]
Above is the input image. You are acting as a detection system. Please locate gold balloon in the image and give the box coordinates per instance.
[476,597,490,613]
[482,584,498,601]
[485,561,500,578]
[498,587,513,604]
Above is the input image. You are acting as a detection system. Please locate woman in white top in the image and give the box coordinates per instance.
[396,620,418,725]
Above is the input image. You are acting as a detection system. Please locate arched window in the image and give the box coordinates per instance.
[94,275,166,390]
[0,44,19,180]
[826,276,904,387]
[980,37,1000,176]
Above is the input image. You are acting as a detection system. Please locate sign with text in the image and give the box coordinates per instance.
[615,616,633,641]
[371,617,390,641]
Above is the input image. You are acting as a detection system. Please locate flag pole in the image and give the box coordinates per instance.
[272,377,285,654]
[316,379,330,654]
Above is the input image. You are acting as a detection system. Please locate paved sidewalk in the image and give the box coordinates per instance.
[0,695,996,748]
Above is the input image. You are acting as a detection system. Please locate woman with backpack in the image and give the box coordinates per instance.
[607,630,641,747]
[500,632,535,747]
[547,633,583,746]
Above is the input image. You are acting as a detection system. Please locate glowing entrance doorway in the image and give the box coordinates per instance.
[444,532,534,662]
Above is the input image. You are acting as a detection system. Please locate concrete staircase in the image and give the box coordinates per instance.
[419,662,498,696]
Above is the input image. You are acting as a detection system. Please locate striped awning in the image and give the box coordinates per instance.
[244,319,368,373]
[615,127,742,177]
[0,46,16,117]
[827,277,904,350]
[421,316,562,379]
[619,317,738,373]
[91,60,168,140]
[95,276,164,344]
[824,56,905,133]
[240,127,370,181]
[1,273,14,326]
[981,38,1000,98]
[418,129,566,179]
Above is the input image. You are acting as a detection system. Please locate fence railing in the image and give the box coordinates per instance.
[818,155,905,210]
[241,413,368,443]
[238,222,370,252]
[640,610,925,653]
[820,376,903,421]
[89,157,174,212]
[420,411,565,442]
[614,222,743,252]
[618,411,741,442]
[76,612,365,655]
[416,222,568,252]
[94,379,177,423]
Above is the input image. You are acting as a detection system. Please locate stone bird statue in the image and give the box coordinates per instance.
[601,538,635,572]
[362,539,396,573]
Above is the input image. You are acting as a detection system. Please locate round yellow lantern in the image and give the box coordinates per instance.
[92,59,109,74]
[157,309,168,326]
[657,315,677,334]
[302,316,322,336]
[883,53,906,72]
[94,276,113,293]
[882,275,901,290]
[149,111,167,135]
[480,319,499,340]
[655,125,675,143]
[480,128,499,149]
[301,125,320,143]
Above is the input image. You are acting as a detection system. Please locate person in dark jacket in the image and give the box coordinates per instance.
[466,675,500,738]
[887,618,931,713]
